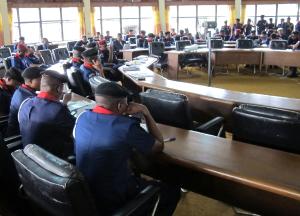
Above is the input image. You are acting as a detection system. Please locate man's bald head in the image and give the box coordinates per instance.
[40,70,67,99]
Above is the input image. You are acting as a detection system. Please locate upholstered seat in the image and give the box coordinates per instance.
[232,104,300,154]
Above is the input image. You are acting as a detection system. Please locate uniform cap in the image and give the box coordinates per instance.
[22,67,44,79]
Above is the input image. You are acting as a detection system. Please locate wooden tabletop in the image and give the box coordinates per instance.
[140,78,300,112]
[158,124,300,201]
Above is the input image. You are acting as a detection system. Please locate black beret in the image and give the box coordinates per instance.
[95,82,129,98]
[73,46,85,53]
[22,67,44,79]
[42,70,67,83]
[82,48,98,58]
[5,67,24,83]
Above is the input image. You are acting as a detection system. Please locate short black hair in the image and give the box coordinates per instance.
[22,67,44,80]
[5,67,24,83]
[95,82,129,98]
[19,36,25,41]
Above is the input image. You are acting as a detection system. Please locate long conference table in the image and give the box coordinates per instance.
[165,48,300,80]
[119,57,300,131]
[69,93,300,215]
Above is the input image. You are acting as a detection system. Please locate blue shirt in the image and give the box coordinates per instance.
[18,95,75,158]
[11,55,28,71]
[74,108,155,213]
[7,85,36,136]
[79,64,98,84]
[0,79,14,116]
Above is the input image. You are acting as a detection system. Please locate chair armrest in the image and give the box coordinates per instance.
[67,155,76,165]
[195,116,225,137]
[112,185,160,216]
[4,135,22,153]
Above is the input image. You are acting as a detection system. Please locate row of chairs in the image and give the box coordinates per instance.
[140,89,300,154]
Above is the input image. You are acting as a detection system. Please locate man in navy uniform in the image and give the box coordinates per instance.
[0,67,23,116]
[71,46,85,69]
[6,67,44,136]
[220,20,231,41]
[74,82,180,215]
[80,48,104,84]
[75,35,88,47]
[113,33,125,59]
[283,17,294,38]
[256,15,268,35]
[18,70,75,159]
[11,44,29,71]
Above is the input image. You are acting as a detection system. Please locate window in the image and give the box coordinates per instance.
[277,4,298,26]
[140,7,154,34]
[178,6,196,34]
[245,3,300,28]
[94,6,155,37]
[169,5,230,35]
[122,6,139,34]
[12,7,80,43]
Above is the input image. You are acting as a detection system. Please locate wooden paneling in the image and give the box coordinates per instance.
[91,0,157,6]
[7,0,83,7]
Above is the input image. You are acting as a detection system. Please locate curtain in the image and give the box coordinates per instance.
[165,6,170,31]
[90,7,96,36]
[241,4,246,24]
[229,5,236,26]
[8,8,13,43]
[153,6,161,34]
[78,7,85,37]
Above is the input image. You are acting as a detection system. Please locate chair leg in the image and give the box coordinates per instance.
[253,65,256,75]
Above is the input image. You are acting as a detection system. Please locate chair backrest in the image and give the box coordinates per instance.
[67,41,77,51]
[66,67,92,97]
[4,44,15,53]
[3,57,13,71]
[232,104,300,154]
[149,42,165,56]
[35,44,44,51]
[53,47,69,62]
[270,40,288,50]
[139,89,193,129]
[48,44,59,50]
[89,75,109,94]
[0,47,12,59]
[11,144,97,216]
[236,39,254,49]
[136,38,146,48]
[40,50,55,65]
[175,40,191,51]
[0,115,8,135]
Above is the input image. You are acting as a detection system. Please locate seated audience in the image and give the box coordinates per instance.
[257,15,268,35]
[74,82,180,215]
[164,31,175,46]
[18,70,75,159]
[296,20,300,32]
[220,20,231,41]
[137,30,146,39]
[41,38,50,50]
[94,32,101,41]
[80,48,104,84]
[229,29,242,41]
[72,46,85,69]
[104,31,112,42]
[287,31,300,78]
[187,33,195,44]
[259,31,268,45]
[75,35,88,47]
[243,18,253,36]
[11,44,29,71]
[267,18,275,32]
[277,18,285,29]
[7,67,44,136]
[283,17,294,38]
[125,29,135,41]
[170,28,177,36]
[113,33,125,58]
[25,47,44,66]
[277,28,285,39]
[155,31,165,42]
[0,68,23,116]
[233,18,244,34]
[13,36,26,52]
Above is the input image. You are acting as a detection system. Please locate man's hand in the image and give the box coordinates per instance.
[62,92,72,105]
[92,58,103,71]
[126,102,149,116]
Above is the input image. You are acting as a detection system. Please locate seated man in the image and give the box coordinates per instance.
[75,35,88,47]
[104,31,112,42]
[71,46,85,69]
[74,82,180,215]
[7,67,44,136]
[79,48,104,84]
[113,33,125,59]
[18,70,75,159]
[11,44,29,71]
[25,47,44,67]
[164,31,175,46]
[0,67,23,116]
[287,32,300,78]
[13,36,26,52]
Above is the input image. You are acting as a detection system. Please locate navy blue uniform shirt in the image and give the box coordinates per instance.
[74,106,155,213]
[18,92,75,158]
[11,54,28,71]
[79,63,98,83]
[7,84,36,136]
[0,79,15,116]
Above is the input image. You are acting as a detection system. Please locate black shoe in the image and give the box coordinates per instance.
[286,71,298,78]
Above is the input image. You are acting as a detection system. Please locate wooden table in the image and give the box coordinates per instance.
[67,94,300,215]
[144,124,300,215]
[165,48,263,80]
